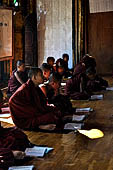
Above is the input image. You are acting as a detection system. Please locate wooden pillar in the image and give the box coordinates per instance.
[73,0,85,64]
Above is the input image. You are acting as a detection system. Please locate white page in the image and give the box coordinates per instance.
[1,107,10,112]
[64,123,83,130]
[106,87,113,91]
[91,94,103,100]
[0,117,14,124]
[0,113,11,118]
[61,83,66,86]
[76,108,93,112]
[25,146,46,157]
[33,146,53,154]
[72,115,86,121]
[8,165,34,170]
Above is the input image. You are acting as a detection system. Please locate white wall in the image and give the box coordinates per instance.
[36,0,72,68]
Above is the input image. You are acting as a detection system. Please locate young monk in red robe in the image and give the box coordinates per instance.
[86,67,108,92]
[7,60,28,98]
[40,73,74,114]
[9,67,63,131]
[64,63,90,100]
[40,63,51,82]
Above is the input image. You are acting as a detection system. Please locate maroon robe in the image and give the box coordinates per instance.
[65,63,90,100]
[0,148,14,170]
[0,123,30,170]
[86,75,108,92]
[9,79,63,130]
[7,69,28,96]
[0,125,30,151]
[81,55,96,70]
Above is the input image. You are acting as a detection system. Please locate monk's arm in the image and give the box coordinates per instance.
[14,71,24,84]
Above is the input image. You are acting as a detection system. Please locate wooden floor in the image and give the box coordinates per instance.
[2,76,113,170]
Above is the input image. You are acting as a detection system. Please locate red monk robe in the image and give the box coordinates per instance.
[64,63,90,100]
[9,79,63,130]
[0,148,14,170]
[0,122,30,170]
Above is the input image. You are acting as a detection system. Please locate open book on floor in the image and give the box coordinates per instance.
[0,117,14,124]
[64,123,84,130]
[25,146,53,157]
[76,107,93,113]
[72,115,86,122]
[90,94,103,100]
[0,113,11,118]
[106,87,113,91]
[8,165,34,170]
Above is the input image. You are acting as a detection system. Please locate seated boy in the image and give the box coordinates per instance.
[7,60,28,98]
[9,67,63,131]
[40,63,51,82]
[40,73,74,114]
[86,67,108,92]
[47,56,55,73]
[64,63,90,100]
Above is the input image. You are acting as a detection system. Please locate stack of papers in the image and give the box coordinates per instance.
[25,146,53,157]
[0,117,14,124]
[90,94,103,100]
[106,87,113,91]
[0,113,11,118]
[1,107,10,113]
[72,115,86,122]
[76,108,93,113]
[64,123,84,130]
[8,165,34,170]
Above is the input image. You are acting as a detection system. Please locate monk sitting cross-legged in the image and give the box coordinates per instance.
[9,67,63,131]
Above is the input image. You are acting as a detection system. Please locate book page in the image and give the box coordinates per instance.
[106,87,113,91]
[0,113,11,118]
[72,115,86,122]
[8,165,34,170]
[76,108,93,113]
[25,146,46,157]
[91,94,103,100]
[64,123,83,130]
[0,117,14,124]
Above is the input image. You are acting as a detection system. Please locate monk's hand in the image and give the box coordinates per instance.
[39,124,56,131]
[12,151,26,159]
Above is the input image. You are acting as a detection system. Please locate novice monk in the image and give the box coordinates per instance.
[81,54,96,70]
[40,73,74,114]
[9,67,63,131]
[86,67,108,92]
[56,58,71,79]
[64,63,90,100]
[40,63,51,82]
[47,56,55,73]
[7,60,28,98]
[0,122,31,170]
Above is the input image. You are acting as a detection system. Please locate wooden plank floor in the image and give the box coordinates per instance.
[2,76,113,170]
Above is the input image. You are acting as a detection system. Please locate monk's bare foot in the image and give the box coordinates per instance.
[39,124,56,131]
[12,151,26,159]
